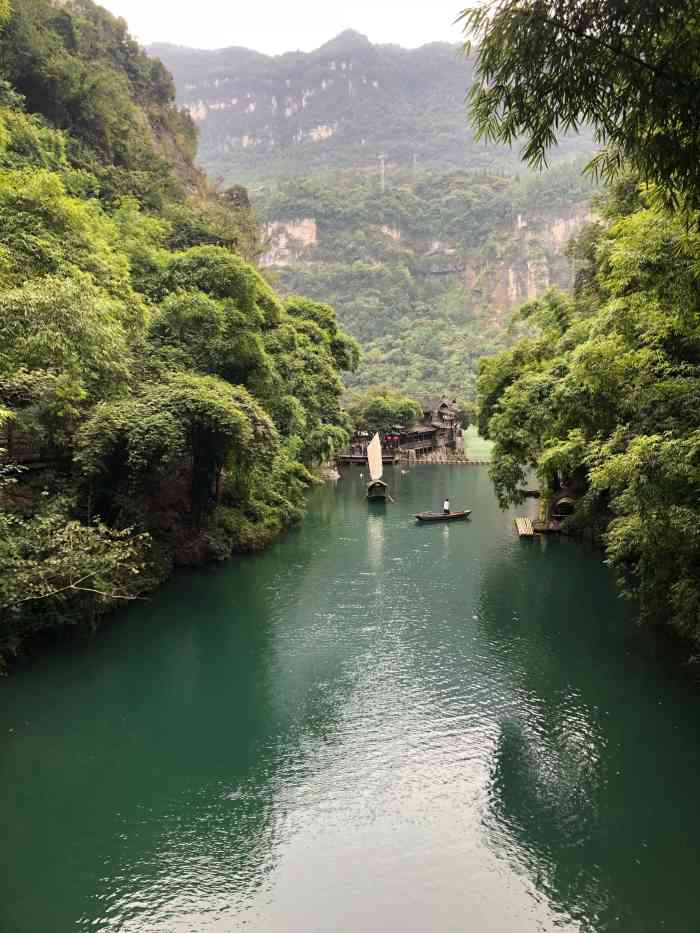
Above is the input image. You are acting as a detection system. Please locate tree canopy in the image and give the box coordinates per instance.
[478,179,700,643]
[345,387,422,434]
[460,0,700,212]
[466,0,700,646]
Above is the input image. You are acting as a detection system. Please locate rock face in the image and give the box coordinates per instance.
[149,32,593,183]
[381,225,401,242]
[261,204,593,314]
[262,218,318,265]
[544,204,595,252]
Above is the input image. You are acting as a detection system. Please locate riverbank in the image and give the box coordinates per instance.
[1,455,350,673]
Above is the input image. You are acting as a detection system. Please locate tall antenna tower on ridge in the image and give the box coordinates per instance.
[378,154,387,194]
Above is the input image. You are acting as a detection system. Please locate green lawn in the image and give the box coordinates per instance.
[463,425,493,461]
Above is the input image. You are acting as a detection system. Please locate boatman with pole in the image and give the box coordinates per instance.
[443,497,450,515]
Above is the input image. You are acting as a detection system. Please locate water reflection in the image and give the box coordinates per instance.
[3,468,700,932]
[366,511,385,569]
[477,533,700,931]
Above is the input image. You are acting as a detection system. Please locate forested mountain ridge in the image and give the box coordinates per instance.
[255,163,595,395]
[151,32,593,184]
[0,0,358,666]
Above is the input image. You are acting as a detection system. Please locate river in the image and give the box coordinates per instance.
[3,465,700,932]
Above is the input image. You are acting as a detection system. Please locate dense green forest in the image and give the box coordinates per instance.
[255,163,595,395]
[0,0,358,666]
[471,0,700,645]
[6,0,697,663]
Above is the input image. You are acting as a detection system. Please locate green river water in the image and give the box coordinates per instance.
[3,465,700,932]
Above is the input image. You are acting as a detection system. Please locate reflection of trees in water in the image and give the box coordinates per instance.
[486,715,610,929]
[477,538,700,931]
[52,472,700,930]
[76,521,357,930]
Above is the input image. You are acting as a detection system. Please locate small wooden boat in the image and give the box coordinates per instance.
[415,510,472,522]
[366,433,391,501]
[367,479,389,501]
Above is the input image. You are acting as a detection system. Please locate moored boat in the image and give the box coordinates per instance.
[367,479,389,501]
[415,510,472,522]
[366,433,391,501]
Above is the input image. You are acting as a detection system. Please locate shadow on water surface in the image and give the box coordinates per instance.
[477,535,700,931]
[1,531,361,932]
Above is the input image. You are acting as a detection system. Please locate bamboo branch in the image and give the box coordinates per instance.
[4,572,143,608]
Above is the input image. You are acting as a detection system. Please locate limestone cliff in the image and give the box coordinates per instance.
[150,32,593,184]
[261,202,594,315]
[153,32,597,394]
[262,218,318,265]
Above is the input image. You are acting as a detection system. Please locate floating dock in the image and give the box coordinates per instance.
[514,517,535,537]
[515,517,564,537]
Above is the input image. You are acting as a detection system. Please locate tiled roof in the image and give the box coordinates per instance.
[414,394,457,413]
[403,423,438,434]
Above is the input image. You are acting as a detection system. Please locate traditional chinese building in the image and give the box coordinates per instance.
[400,396,460,453]
[340,395,461,464]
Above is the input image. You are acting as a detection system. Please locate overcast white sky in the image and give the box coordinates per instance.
[99,0,468,54]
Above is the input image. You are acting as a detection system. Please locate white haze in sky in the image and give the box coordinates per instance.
[99,0,467,53]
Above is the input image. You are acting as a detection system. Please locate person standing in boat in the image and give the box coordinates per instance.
[443,497,450,515]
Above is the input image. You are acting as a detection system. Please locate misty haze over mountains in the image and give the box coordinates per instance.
[150,31,593,183]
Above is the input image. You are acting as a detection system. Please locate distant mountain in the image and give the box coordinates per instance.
[151,31,597,397]
[150,32,593,183]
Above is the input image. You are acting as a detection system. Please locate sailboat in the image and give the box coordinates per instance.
[366,432,389,501]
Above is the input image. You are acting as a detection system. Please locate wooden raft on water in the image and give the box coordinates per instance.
[514,517,564,537]
[514,517,535,537]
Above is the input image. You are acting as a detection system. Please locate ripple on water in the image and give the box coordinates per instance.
[4,467,700,932]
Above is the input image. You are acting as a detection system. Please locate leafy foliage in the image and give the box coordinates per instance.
[345,387,422,434]
[468,1,700,644]
[0,496,149,662]
[478,180,700,642]
[0,0,356,666]
[460,0,700,213]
